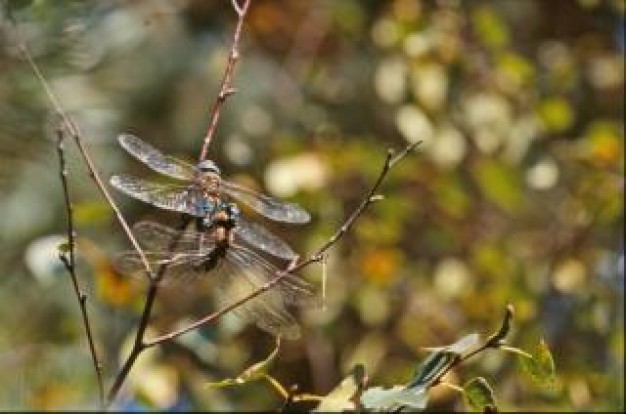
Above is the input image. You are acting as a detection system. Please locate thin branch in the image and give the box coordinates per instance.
[106,216,192,407]
[145,141,421,346]
[8,17,157,408]
[430,305,515,388]
[15,41,154,277]
[198,0,251,162]
[55,128,104,408]
[106,0,252,405]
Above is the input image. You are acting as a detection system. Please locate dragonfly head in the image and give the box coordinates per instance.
[197,160,221,176]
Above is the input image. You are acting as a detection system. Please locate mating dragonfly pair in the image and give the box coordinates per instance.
[110,134,316,339]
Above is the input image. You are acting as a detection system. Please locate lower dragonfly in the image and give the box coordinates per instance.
[110,134,309,260]
[113,201,317,339]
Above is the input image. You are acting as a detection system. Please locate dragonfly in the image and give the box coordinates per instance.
[113,202,317,340]
[110,134,309,260]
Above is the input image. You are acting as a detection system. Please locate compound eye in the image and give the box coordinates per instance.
[197,160,220,175]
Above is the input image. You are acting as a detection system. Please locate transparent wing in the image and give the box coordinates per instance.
[113,250,209,286]
[110,174,213,217]
[215,253,300,340]
[234,216,296,260]
[133,220,217,252]
[220,180,311,224]
[118,134,195,180]
[212,244,318,339]
[228,245,319,308]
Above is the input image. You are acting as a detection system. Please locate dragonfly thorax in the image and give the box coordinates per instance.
[200,201,240,232]
[197,160,221,175]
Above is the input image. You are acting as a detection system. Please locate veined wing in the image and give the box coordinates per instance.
[133,220,217,252]
[118,134,196,180]
[228,245,319,308]
[234,216,296,260]
[110,174,213,217]
[113,250,208,286]
[215,251,298,339]
[220,180,310,224]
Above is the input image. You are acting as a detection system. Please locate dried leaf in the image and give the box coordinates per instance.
[314,364,366,412]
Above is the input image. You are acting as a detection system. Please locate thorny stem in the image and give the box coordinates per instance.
[198,0,251,162]
[145,141,421,346]
[55,129,105,408]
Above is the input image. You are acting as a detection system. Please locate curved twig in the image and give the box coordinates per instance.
[55,127,105,408]
[198,0,252,162]
[108,0,252,406]
[145,141,421,346]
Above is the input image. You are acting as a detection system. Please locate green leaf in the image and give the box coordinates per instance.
[314,364,366,412]
[538,97,574,133]
[361,385,428,412]
[472,5,510,49]
[517,339,556,388]
[57,241,70,254]
[472,159,523,213]
[206,338,281,388]
[463,377,497,412]
[423,333,481,356]
[408,351,458,389]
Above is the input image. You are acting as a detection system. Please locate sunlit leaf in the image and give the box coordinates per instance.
[361,385,428,412]
[206,338,281,388]
[434,175,471,219]
[472,6,509,49]
[314,364,366,412]
[497,52,535,89]
[518,339,557,388]
[422,333,481,356]
[408,351,457,389]
[583,121,623,166]
[472,159,523,213]
[463,377,497,412]
[538,97,574,133]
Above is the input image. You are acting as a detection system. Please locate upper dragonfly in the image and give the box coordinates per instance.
[113,204,317,339]
[110,134,309,259]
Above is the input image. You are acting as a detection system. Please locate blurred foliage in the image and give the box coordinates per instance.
[0,0,623,411]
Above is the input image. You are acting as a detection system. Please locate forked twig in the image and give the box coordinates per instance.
[145,141,422,346]
[54,127,104,408]
[107,0,251,405]
[105,217,191,406]
[198,0,252,161]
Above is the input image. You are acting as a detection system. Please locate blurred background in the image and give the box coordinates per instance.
[0,0,623,411]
